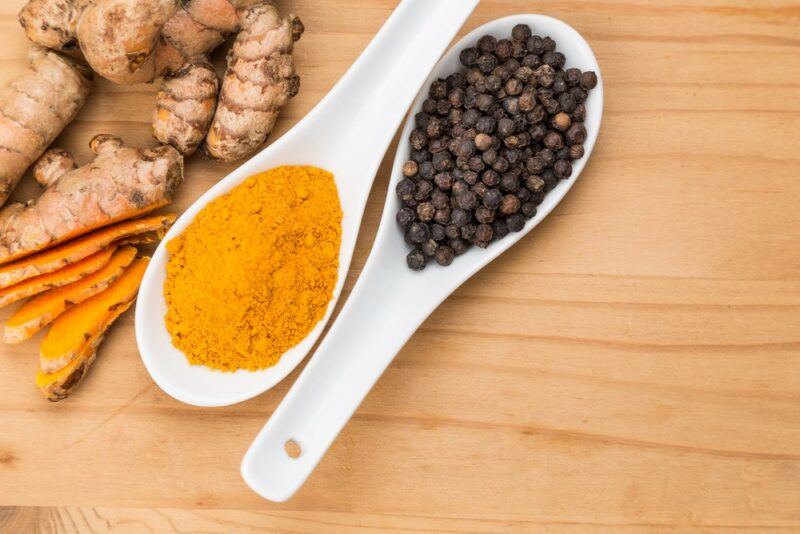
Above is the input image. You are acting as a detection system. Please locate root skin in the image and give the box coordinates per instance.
[203,4,302,161]
[0,47,91,205]
[33,148,77,187]
[153,61,219,155]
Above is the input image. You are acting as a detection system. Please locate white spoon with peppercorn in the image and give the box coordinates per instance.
[242,14,603,502]
[135,0,480,407]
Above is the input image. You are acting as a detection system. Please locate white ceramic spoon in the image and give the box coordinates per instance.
[242,14,604,502]
[135,0,480,407]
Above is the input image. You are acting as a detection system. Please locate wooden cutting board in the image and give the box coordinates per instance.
[1,1,799,532]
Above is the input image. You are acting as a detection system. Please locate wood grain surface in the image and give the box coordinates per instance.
[1,0,800,532]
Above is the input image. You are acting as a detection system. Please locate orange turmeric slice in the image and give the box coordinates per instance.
[36,333,104,402]
[0,214,174,289]
[39,257,149,374]
[0,246,117,309]
[4,246,137,344]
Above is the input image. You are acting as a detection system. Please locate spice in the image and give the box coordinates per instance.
[164,166,342,371]
[396,23,597,269]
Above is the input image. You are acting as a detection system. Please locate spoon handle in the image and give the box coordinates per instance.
[241,0,479,502]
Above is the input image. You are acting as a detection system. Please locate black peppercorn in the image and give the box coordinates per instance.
[492,156,510,173]
[580,71,598,90]
[565,122,587,145]
[510,40,526,58]
[505,77,523,96]
[448,88,465,109]
[432,152,454,171]
[569,86,587,103]
[474,133,493,151]
[474,223,493,245]
[460,47,479,67]
[472,182,489,198]
[467,156,484,173]
[477,54,498,73]
[435,246,455,266]
[492,219,509,240]
[429,79,447,99]
[551,112,571,131]
[421,239,438,257]
[462,108,481,127]
[475,116,496,134]
[542,168,558,191]
[431,223,446,241]
[409,129,427,150]
[542,36,556,51]
[543,130,564,150]
[474,206,495,224]
[485,74,502,93]
[445,224,460,239]
[456,190,478,210]
[417,202,435,222]
[407,222,430,243]
[414,180,433,201]
[460,223,476,240]
[569,144,584,159]
[516,186,531,202]
[525,174,545,192]
[477,34,497,53]
[506,213,526,232]
[449,238,469,255]
[451,208,471,227]
[534,65,555,87]
[434,206,451,224]
[452,180,468,196]
[500,172,520,192]
[410,149,429,164]
[396,207,415,229]
[433,172,454,190]
[521,202,537,218]
[573,103,586,122]
[511,24,532,42]
[483,187,502,209]
[425,117,443,138]
[402,160,418,177]
[496,38,512,59]
[553,159,572,178]
[500,194,521,215]
[396,178,415,201]
[407,249,427,270]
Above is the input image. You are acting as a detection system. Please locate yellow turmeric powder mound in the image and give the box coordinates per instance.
[164,166,341,372]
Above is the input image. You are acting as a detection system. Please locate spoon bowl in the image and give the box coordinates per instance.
[135,0,479,407]
[242,13,603,501]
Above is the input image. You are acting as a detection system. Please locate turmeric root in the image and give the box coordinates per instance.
[0,135,182,264]
[0,213,174,288]
[203,3,303,161]
[39,257,148,375]
[32,147,76,187]
[4,246,137,344]
[36,331,103,402]
[0,246,115,309]
[153,61,219,155]
[0,46,91,205]
[19,0,302,160]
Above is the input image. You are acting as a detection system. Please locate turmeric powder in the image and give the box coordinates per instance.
[164,166,341,371]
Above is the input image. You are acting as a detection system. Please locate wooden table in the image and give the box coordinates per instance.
[1,1,799,532]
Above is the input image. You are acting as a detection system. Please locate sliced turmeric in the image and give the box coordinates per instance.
[36,333,105,402]
[0,246,116,309]
[5,246,137,344]
[0,213,174,289]
[39,257,149,374]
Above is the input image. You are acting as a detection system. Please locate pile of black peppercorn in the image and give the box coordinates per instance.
[396,23,597,270]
